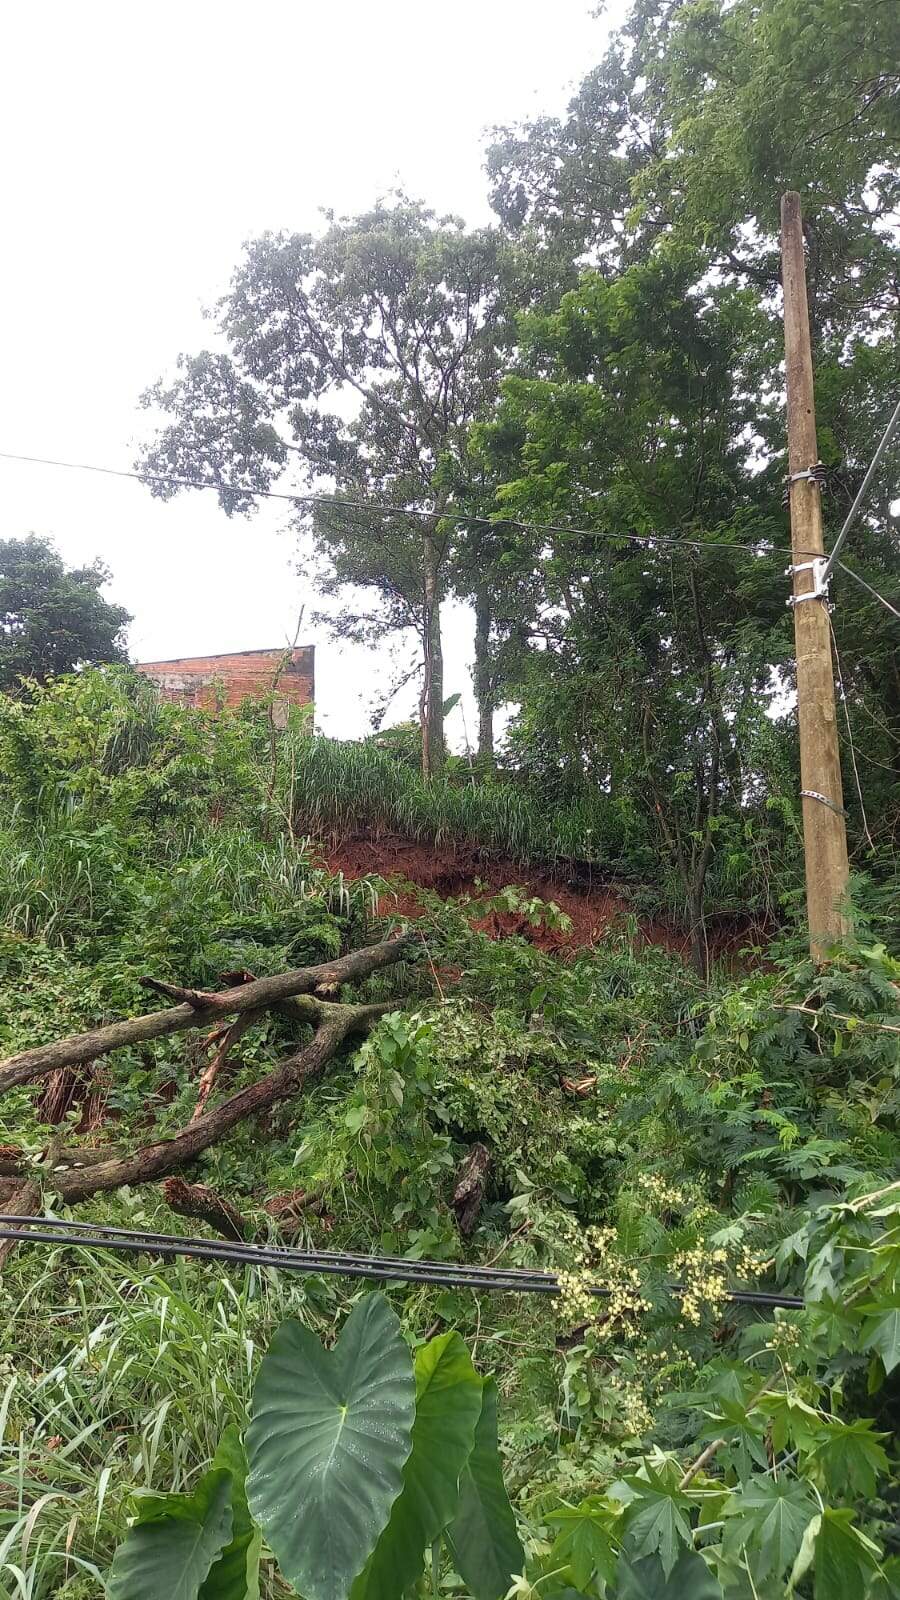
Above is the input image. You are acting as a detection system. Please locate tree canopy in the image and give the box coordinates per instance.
[0,534,130,692]
[138,200,519,774]
[134,0,899,941]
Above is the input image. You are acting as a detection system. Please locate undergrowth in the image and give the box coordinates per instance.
[0,671,898,1597]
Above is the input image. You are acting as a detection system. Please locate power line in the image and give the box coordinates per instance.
[836,559,900,622]
[0,446,813,561]
[829,614,874,850]
[0,1214,804,1310]
[820,395,900,586]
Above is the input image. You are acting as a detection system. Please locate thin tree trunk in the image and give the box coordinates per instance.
[421,534,445,779]
[687,889,709,980]
[473,587,495,766]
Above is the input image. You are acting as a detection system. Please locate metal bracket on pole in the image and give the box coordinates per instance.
[782,462,828,506]
[786,556,830,606]
[800,789,848,818]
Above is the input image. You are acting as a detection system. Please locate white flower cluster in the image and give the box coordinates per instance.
[556,1224,650,1330]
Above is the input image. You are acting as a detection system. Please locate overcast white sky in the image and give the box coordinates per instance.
[0,0,613,741]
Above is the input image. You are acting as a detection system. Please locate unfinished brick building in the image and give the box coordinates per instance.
[137,646,314,723]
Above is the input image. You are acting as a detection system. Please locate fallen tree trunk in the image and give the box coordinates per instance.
[48,996,393,1205]
[0,931,415,1096]
[452,1142,491,1237]
[0,933,417,1254]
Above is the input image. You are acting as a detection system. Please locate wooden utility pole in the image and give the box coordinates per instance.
[780,191,850,960]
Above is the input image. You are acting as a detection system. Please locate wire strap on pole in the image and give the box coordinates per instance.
[0,1215,804,1311]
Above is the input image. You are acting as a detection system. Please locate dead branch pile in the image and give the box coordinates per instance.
[0,932,417,1246]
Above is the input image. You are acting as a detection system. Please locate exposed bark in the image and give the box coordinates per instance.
[473,587,495,765]
[452,1142,491,1237]
[161,1177,249,1241]
[191,1010,261,1122]
[264,1187,331,1236]
[0,931,416,1096]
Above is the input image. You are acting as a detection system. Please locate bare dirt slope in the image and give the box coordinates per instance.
[325,836,756,960]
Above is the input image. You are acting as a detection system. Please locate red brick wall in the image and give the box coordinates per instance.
[137,647,314,717]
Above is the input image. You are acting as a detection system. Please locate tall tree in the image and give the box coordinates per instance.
[482,0,900,894]
[138,200,514,776]
[474,246,803,970]
[0,535,130,693]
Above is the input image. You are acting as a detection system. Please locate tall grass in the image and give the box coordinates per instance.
[288,736,631,870]
[0,815,378,951]
[0,1244,341,1597]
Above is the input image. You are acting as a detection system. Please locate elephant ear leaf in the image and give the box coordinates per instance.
[246,1292,415,1600]
[444,1377,524,1600]
[351,1330,483,1600]
[106,1467,233,1600]
[199,1426,261,1600]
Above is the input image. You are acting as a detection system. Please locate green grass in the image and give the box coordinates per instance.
[1,1242,344,1598]
[288,736,633,871]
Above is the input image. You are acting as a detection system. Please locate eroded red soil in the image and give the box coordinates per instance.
[324,835,756,961]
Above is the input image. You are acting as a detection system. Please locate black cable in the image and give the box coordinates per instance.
[0,1215,552,1291]
[0,447,816,560]
[0,1216,804,1310]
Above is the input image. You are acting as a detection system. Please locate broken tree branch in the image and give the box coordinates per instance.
[161,1177,249,1242]
[191,1009,262,1122]
[0,931,416,1096]
[44,1000,388,1206]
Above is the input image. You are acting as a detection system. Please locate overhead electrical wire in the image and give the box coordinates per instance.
[819,394,900,586]
[0,446,816,560]
[0,1214,804,1310]
[835,559,900,622]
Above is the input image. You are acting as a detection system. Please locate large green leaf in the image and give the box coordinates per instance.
[548,1498,620,1594]
[615,1550,723,1598]
[812,1509,880,1600]
[861,1302,900,1375]
[200,1427,260,1600]
[351,1331,483,1600]
[620,1468,692,1579]
[444,1377,524,1600]
[811,1417,890,1499]
[722,1477,817,1582]
[106,1468,233,1600]
[246,1293,415,1600]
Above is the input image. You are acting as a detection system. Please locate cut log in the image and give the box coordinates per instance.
[162,1177,249,1242]
[451,1142,491,1238]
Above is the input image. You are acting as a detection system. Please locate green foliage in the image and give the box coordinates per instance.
[246,1296,416,1600]
[137,200,520,772]
[108,1296,522,1600]
[0,534,130,692]
[352,1333,483,1600]
[106,1466,235,1600]
[285,731,638,876]
[445,1379,525,1600]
